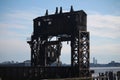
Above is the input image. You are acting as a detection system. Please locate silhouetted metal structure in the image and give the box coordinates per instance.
[0,6,90,80]
[27,6,90,78]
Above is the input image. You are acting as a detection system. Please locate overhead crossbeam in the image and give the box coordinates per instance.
[27,6,90,78]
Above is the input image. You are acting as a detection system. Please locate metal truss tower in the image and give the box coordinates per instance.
[27,6,90,78]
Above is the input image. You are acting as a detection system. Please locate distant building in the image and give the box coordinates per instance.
[95,59,97,64]
[93,57,97,64]
[93,57,95,64]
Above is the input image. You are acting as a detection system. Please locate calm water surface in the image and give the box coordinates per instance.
[90,67,120,77]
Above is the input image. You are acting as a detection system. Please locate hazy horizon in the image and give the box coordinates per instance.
[0,0,120,64]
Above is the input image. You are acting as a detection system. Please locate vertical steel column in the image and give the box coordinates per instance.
[71,32,79,67]
[38,38,46,66]
[71,31,90,77]
[31,36,35,66]
[79,31,90,77]
[31,36,39,66]
[30,36,47,66]
[71,31,79,77]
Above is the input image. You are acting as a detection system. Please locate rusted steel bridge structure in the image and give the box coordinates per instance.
[0,6,90,80]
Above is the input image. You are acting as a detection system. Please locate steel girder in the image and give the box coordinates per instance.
[71,31,90,77]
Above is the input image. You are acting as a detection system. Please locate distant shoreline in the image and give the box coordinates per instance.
[0,60,120,67]
[90,62,120,67]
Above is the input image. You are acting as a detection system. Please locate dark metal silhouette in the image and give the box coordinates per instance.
[27,6,90,78]
[0,6,90,80]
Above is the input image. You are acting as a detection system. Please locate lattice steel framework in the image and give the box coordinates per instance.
[79,31,90,77]
[28,6,90,78]
[71,31,90,77]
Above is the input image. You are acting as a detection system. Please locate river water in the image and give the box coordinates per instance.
[90,67,120,77]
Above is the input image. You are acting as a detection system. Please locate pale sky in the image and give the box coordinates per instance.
[0,0,120,64]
